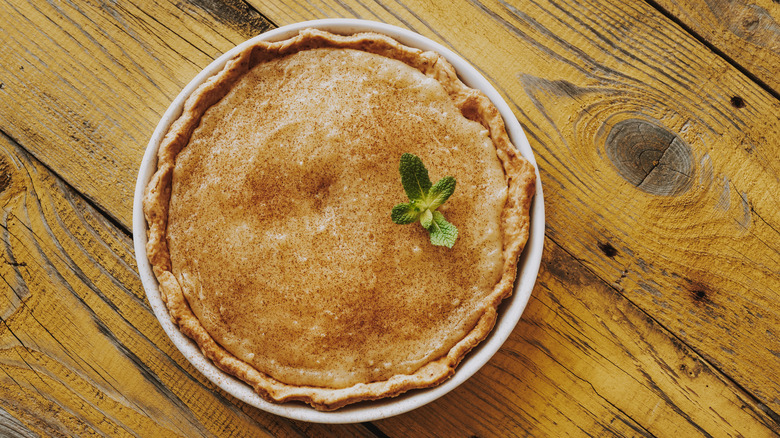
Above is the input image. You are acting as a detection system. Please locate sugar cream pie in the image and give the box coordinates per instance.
[144,28,536,410]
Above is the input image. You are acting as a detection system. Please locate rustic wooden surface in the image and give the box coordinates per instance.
[650,0,780,95]
[0,0,778,436]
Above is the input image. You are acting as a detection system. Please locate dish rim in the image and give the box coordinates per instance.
[132,18,545,424]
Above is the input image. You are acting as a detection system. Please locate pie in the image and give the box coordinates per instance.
[143,28,536,411]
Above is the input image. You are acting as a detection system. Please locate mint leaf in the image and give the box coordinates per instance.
[399,153,431,202]
[426,176,456,210]
[391,153,458,247]
[391,203,421,224]
[420,209,434,229]
[427,211,458,248]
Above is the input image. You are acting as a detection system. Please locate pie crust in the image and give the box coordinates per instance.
[144,28,536,410]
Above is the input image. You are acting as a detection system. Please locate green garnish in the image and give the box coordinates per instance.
[391,153,458,248]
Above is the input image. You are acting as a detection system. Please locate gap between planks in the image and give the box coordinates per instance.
[0,127,130,237]
[553,232,780,427]
[641,0,780,101]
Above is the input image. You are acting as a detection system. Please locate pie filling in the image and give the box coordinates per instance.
[144,29,536,410]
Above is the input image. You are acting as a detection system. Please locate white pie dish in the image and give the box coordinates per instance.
[133,18,544,424]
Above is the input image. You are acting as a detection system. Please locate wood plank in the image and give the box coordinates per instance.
[370,239,779,436]
[248,0,780,419]
[0,407,37,438]
[0,132,373,436]
[649,0,780,95]
[0,0,275,229]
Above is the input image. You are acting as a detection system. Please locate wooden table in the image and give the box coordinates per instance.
[1,0,778,436]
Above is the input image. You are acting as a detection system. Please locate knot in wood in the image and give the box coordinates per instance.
[605,119,694,196]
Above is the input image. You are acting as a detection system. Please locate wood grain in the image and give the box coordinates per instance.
[369,239,780,437]
[1,0,779,434]
[0,0,274,229]
[0,407,37,438]
[249,0,780,420]
[603,119,694,196]
[0,132,374,436]
[651,0,780,95]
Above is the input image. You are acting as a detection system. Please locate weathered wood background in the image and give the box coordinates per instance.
[0,0,778,436]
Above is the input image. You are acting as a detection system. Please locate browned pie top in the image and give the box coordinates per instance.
[144,29,536,410]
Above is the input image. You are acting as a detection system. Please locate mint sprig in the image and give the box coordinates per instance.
[391,153,458,248]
